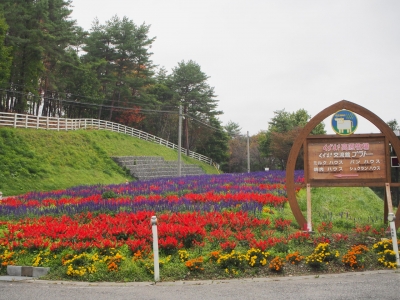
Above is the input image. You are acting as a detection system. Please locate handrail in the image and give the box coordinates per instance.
[0,112,218,168]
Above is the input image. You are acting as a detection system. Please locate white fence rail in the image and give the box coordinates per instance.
[0,112,217,167]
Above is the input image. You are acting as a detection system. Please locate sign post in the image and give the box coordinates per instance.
[385,183,400,267]
[306,184,312,231]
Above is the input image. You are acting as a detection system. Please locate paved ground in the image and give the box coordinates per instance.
[1,270,400,300]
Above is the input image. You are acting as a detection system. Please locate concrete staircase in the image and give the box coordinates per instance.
[112,156,205,180]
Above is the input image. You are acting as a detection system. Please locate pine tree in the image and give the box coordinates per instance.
[0,15,12,88]
[82,16,156,121]
[170,60,221,152]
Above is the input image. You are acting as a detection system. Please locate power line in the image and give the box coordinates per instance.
[0,88,226,133]
[0,88,178,114]
[0,85,179,111]
[185,114,225,133]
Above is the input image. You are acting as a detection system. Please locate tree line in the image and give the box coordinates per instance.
[224,109,326,172]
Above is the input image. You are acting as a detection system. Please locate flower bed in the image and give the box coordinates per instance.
[0,171,397,281]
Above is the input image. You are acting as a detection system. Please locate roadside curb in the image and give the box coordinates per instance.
[1,269,398,286]
[6,266,50,278]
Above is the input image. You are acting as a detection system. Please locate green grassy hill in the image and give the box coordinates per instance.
[295,186,387,228]
[266,185,388,231]
[0,127,219,196]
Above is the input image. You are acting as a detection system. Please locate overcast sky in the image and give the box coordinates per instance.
[70,0,400,135]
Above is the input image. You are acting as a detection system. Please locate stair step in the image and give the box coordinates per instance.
[112,156,205,180]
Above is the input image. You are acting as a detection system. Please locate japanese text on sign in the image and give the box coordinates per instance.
[307,139,386,181]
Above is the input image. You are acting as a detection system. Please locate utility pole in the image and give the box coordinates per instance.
[178,105,182,176]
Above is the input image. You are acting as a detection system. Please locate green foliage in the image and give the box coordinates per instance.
[140,81,176,139]
[195,116,229,168]
[170,60,221,151]
[224,121,242,139]
[101,191,118,199]
[0,128,218,196]
[82,15,156,121]
[0,128,48,185]
[333,219,355,230]
[260,108,326,170]
[386,119,399,131]
[268,109,325,134]
[2,0,77,113]
[281,186,385,228]
[305,242,339,269]
[0,15,12,87]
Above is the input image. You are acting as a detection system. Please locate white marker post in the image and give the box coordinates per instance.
[385,183,400,267]
[306,184,312,232]
[388,212,399,267]
[151,216,160,282]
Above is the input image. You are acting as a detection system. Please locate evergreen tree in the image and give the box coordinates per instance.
[387,119,399,131]
[54,49,104,118]
[2,0,78,115]
[261,108,326,170]
[195,116,229,168]
[140,72,176,139]
[0,15,12,88]
[2,0,45,112]
[39,0,78,116]
[170,60,221,152]
[224,120,242,139]
[82,16,156,121]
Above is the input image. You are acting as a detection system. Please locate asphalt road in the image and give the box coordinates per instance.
[1,270,399,300]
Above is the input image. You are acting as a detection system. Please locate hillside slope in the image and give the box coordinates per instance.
[295,186,386,226]
[0,127,219,196]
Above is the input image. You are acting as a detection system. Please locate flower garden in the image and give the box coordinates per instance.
[0,171,398,282]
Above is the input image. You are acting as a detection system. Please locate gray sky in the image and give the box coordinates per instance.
[70,0,400,135]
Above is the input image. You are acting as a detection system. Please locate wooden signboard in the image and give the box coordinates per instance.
[286,100,400,230]
[305,134,388,187]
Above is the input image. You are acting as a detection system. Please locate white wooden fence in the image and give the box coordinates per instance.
[0,112,217,167]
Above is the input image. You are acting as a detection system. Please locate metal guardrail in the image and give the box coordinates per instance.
[0,112,217,167]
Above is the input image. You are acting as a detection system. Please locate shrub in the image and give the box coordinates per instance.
[274,218,291,231]
[208,251,220,263]
[101,190,118,199]
[217,250,247,272]
[62,253,97,277]
[286,251,304,265]
[305,243,339,269]
[178,250,189,262]
[317,222,333,234]
[333,219,354,230]
[342,244,369,269]
[269,256,284,272]
[373,239,400,269]
[185,257,204,272]
[246,248,269,267]
[0,249,15,270]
